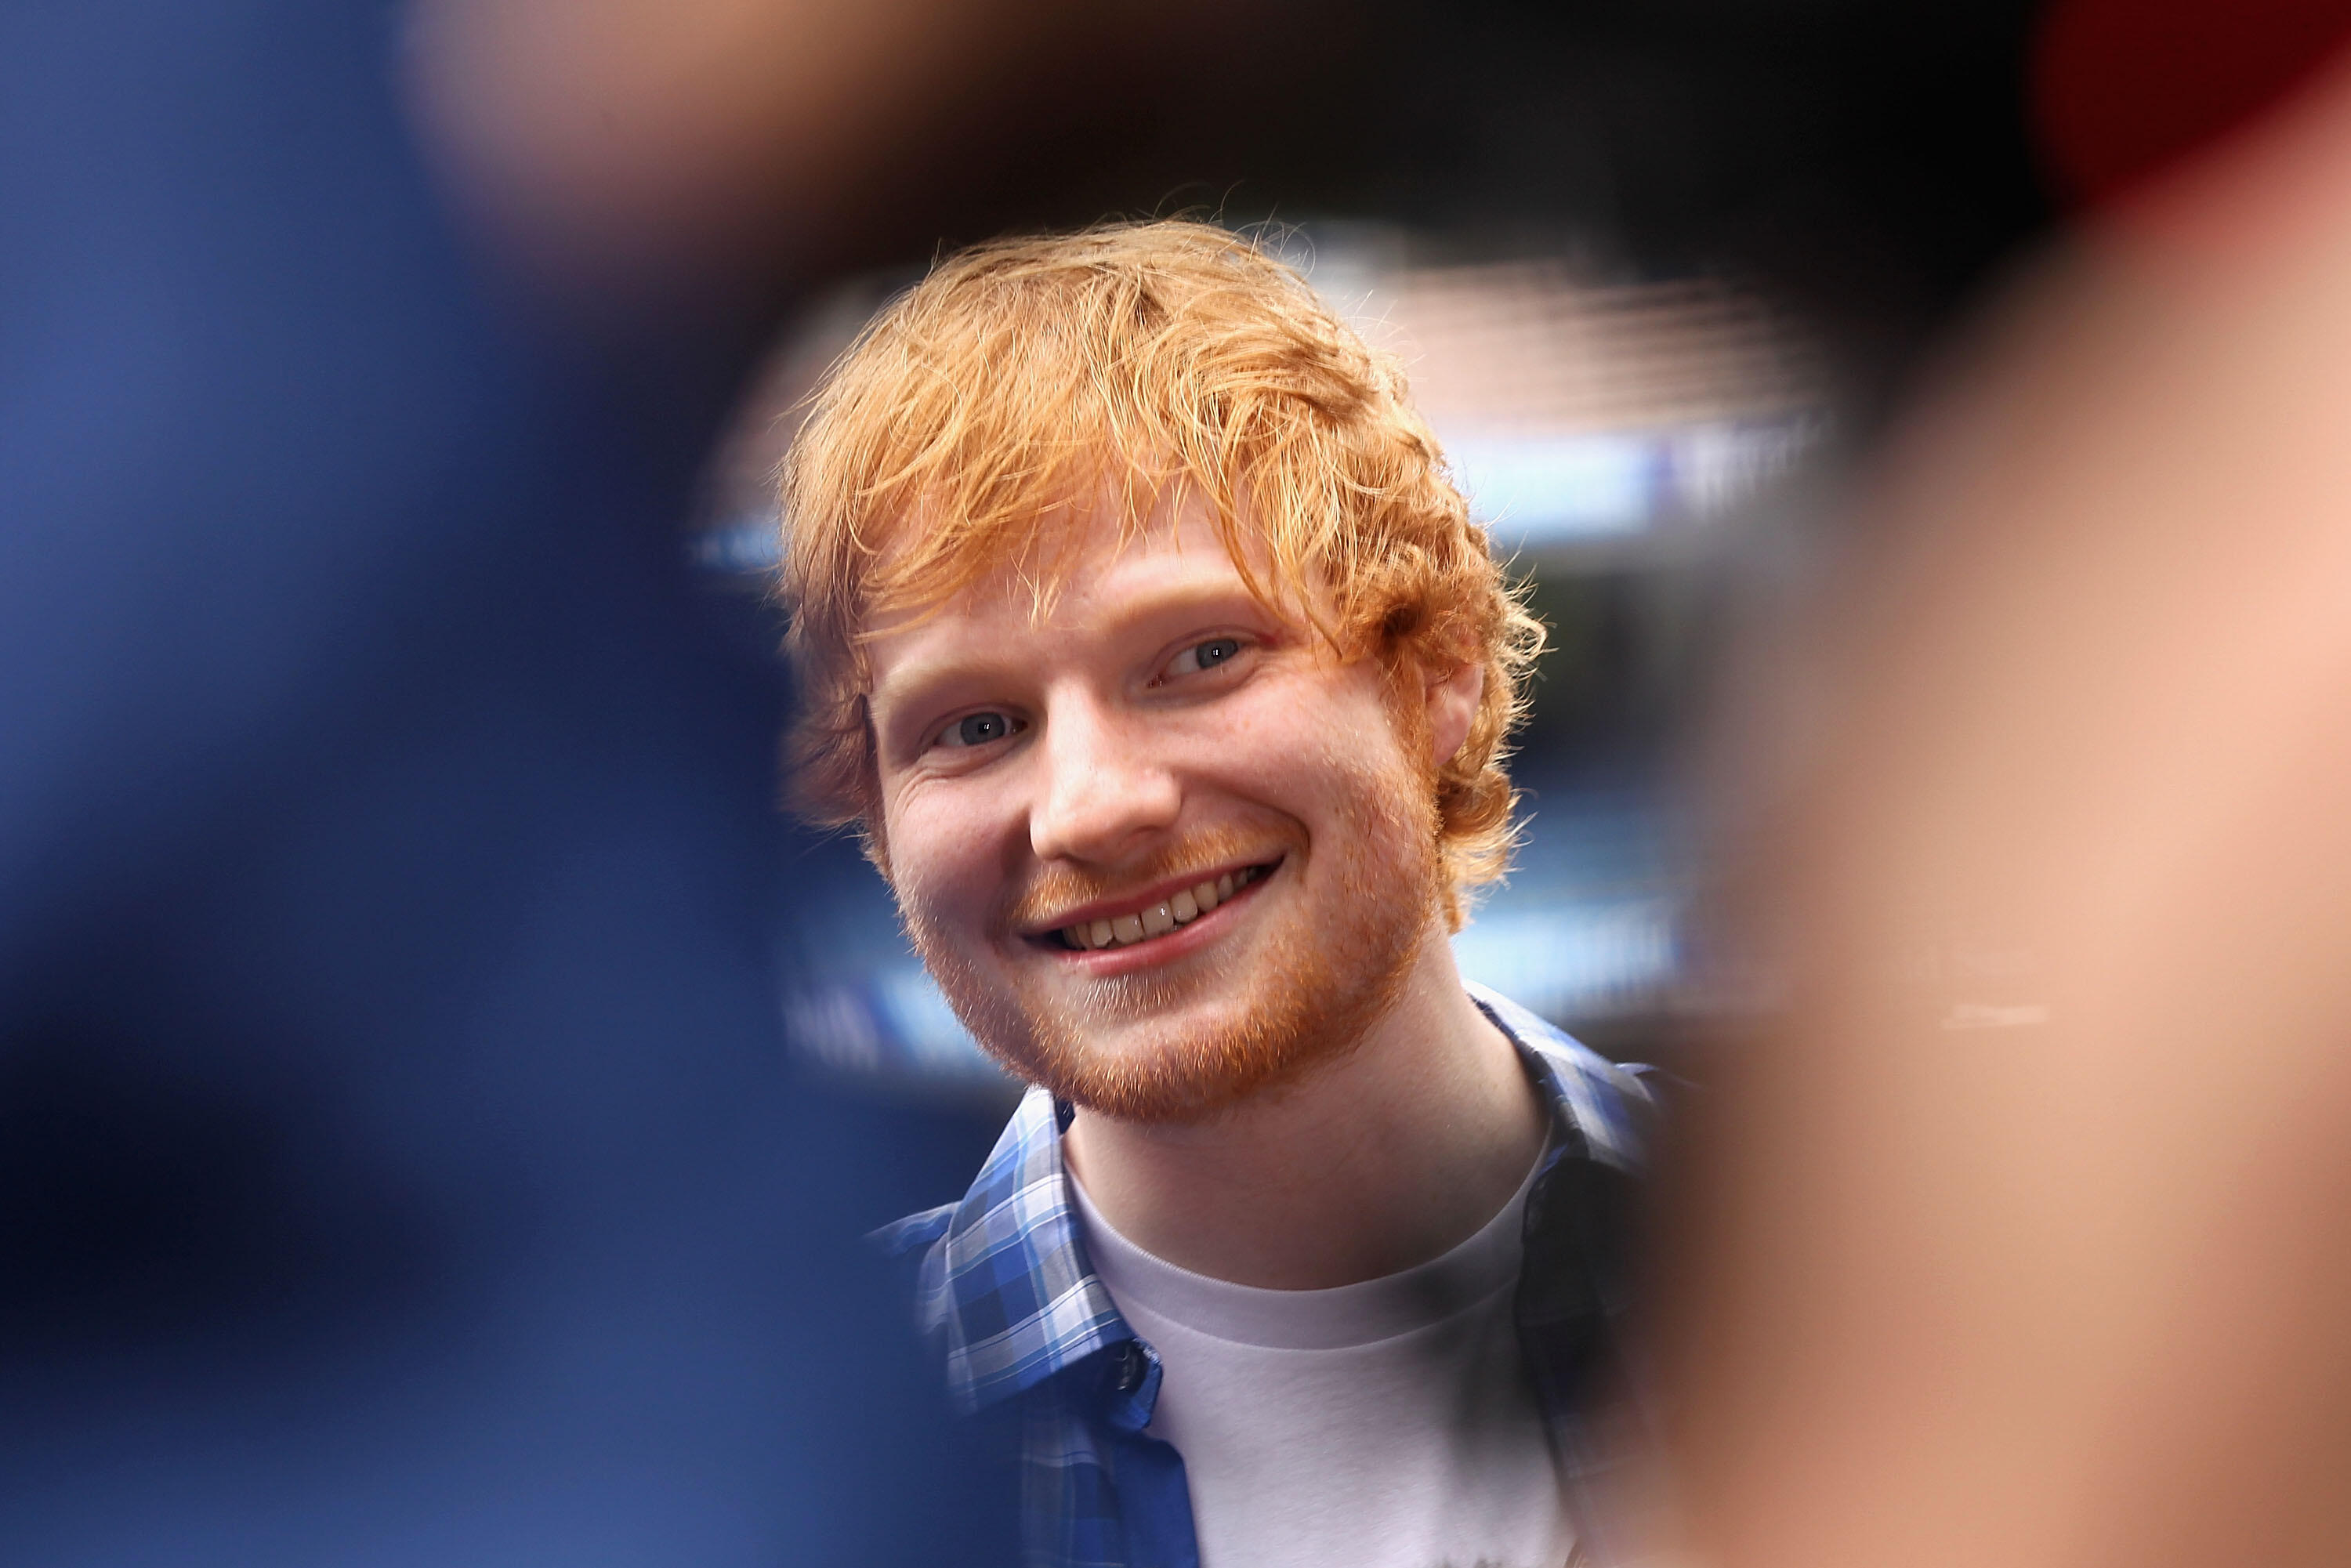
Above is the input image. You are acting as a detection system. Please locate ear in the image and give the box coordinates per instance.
[1422,657,1484,770]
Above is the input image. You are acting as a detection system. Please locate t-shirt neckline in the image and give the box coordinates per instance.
[1067,1143,1545,1352]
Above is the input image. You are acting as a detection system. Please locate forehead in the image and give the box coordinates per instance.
[862,487,1275,668]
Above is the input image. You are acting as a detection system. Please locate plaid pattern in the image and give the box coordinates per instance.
[877,983,1657,1568]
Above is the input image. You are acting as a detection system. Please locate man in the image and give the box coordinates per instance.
[779,221,1654,1568]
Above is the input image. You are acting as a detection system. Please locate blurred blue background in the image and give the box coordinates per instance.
[1,0,2056,1561]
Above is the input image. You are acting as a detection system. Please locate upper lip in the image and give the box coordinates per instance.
[1019,856,1279,936]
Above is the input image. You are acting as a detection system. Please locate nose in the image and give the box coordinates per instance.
[1027,686,1181,866]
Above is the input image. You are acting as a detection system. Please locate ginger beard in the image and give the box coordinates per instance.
[895,708,1447,1124]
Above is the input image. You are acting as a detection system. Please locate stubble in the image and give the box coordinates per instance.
[900,741,1445,1123]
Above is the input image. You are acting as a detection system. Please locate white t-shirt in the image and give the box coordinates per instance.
[1070,1154,1571,1568]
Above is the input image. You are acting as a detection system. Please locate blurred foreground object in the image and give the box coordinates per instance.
[0,2,1036,1561]
[404,0,1058,295]
[2034,0,2351,208]
[1667,39,2351,1568]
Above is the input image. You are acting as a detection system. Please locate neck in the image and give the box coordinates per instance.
[1061,927,1547,1290]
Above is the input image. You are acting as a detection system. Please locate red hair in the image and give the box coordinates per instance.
[778,220,1543,926]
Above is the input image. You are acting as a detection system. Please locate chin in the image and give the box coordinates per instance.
[960,919,1424,1124]
[1046,1016,1333,1125]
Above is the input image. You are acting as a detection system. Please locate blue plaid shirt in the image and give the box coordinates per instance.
[873,983,1657,1568]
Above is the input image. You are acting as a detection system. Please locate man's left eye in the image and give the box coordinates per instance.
[1164,637,1244,678]
[936,711,1022,748]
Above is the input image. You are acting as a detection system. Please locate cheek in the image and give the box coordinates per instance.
[880,780,1010,923]
[1214,668,1411,792]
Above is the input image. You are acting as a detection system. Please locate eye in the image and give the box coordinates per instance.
[1163,636,1246,679]
[935,710,1023,749]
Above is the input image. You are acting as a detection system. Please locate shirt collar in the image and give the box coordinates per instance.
[915,983,1652,1415]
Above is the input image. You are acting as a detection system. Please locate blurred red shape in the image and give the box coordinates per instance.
[2033,0,2351,206]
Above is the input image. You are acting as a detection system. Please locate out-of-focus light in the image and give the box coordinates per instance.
[1451,434,1658,541]
[1333,255,1828,555]
[1450,900,1681,1022]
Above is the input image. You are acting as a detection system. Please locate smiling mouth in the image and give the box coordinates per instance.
[1045,860,1277,952]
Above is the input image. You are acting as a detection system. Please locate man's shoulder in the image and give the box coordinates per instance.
[866,1085,1066,1257]
[863,1087,1132,1414]
[870,1200,960,1258]
[1469,980,1657,1173]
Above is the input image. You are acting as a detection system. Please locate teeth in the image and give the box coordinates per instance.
[1063,865,1266,951]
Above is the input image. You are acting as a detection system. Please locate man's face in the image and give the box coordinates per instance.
[862,491,1447,1122]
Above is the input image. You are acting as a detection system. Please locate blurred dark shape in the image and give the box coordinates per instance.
[0,1018,437,1345]
[2034,0,2351,207]
[1660,43,2351,1568]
